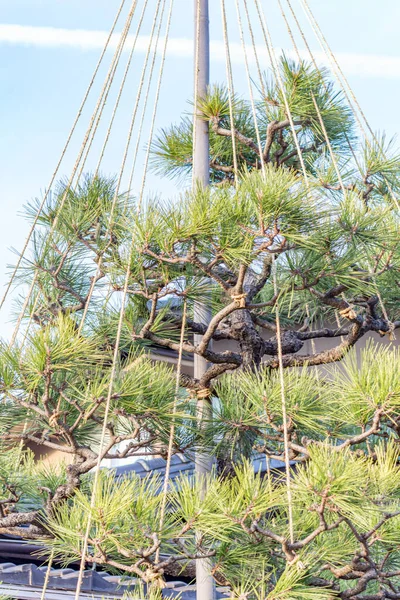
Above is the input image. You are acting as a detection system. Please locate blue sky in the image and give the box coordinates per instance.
[0,0,400,336]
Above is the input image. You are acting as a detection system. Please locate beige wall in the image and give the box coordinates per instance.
[27,441,72,467]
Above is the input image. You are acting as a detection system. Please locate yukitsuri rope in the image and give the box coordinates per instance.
[40,549,55,600]
[299,0,400,211]
[33,6,145,600]
[73,2,174,596]
[126,0,167,194]
[278,0,395,339]
[220,0,240,184]
[92,0,150,177]
[278,0,343,186]
[298,0,374,141]
[235,2,295,543]
[280,0,376,342]
[0,0,127,315]
[155,298,187,566]
[11,6,140,524]
[248,0,329,361]
[241,0,266,99]
[137,0,176,213]
[283,0,362,176]
[250,0,320,359]
[253,0,309,184]
[11,0,138,347]
[77,0,141,184]
[234,0,265,174]
[74,0,166,590]
[77,0,166,334]
[273,259,295,545]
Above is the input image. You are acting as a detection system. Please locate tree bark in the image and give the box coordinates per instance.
[230,309,265,369]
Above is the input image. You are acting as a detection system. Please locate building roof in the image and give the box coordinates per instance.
[0,562,230,599]
[112,452,285,480]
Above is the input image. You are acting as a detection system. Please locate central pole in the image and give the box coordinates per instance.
[193,0,210,189]
[193,1,215,599]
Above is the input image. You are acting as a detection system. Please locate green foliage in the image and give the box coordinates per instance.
[329,342,400,427]
[265,57,355,151]
[41,433,400,596]
[0,447,69,513]
[211,367,329,462]
[152,57,355,184]
[1,54,400,599]
[43,471,164,566]
[25,174,130,246]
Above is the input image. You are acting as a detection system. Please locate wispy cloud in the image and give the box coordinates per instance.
[0,23,399,80]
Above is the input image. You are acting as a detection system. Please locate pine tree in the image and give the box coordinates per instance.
[0,58,400,599]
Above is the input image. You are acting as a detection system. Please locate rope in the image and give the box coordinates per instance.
[250,0,349,369]
[298,0,400,211]
[234,0,265,175]
[10,278,36,348]
[126,5,165,195]
[74,2,172,595]
[77,2,139,184]
[11,1,138,345]
[137,0,175,213]
[277,0,344,190]
[279,0,395,338]
[253,0,277,80]
[251,3,322,394]
[282,0,364,177]
[12,14,136,593]
[14,11,133,344]
[220,0,239,185]
[155,298,187,566]
[191,0,202,188]
[40,550,55,600]
[298,0,368,141]
[241,0,266,99]
[0,0,127,315]
[236,1,294,542]
[93,0,150,178]
[273,257,294,544]
[305,303,316,355]
[253,0,309,184]
[77,0,166,334]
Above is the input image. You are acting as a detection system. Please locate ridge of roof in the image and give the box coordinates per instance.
[112,453,285,478]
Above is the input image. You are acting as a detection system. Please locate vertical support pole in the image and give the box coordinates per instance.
[193,1,215,599]
[193,0,210,189]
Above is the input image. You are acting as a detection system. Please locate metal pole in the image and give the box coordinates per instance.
[193,0,210,189]
[193,0,210,394]
[193,1,215,599]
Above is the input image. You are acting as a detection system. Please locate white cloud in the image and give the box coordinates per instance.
[0,23,399,80]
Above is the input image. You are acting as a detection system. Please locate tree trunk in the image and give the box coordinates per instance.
[230,309,265,370]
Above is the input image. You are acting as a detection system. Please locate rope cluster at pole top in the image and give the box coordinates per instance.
[2,0,398,597]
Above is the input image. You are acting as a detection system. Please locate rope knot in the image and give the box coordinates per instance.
[232,293,247,308]
[339,305,357,321]
[379,322,396,342]
[332,564,353,578]
[196,387,212,399]
[49,411,64,429]
[145,570,165,586]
